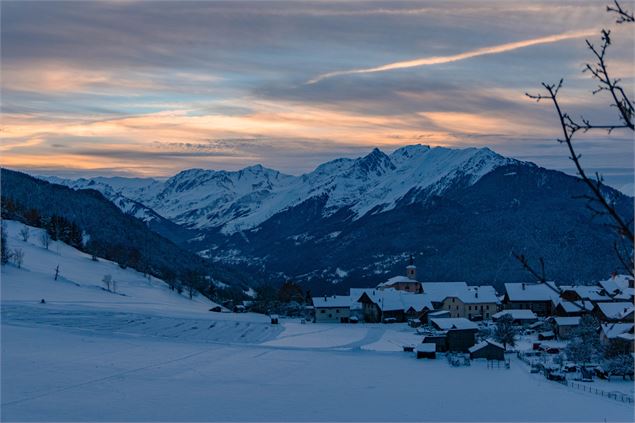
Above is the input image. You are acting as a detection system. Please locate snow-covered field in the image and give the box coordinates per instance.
[2,221,633,421]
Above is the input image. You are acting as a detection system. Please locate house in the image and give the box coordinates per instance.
[355,289,431,323]
[549,316,580,339]
[423,282,500,320]
[430,318,478,352]
[600,323,635,354]
[469,339,505,360]
[492,309,538,325]
[376,257,423,293]
[502,282,560,316]
[313,295,351,323]
[416,343,437,359]
[593,302,634,322]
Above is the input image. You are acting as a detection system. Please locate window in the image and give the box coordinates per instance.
[336,309,340,314]
[328,314,332,318]
[320,310,325,314]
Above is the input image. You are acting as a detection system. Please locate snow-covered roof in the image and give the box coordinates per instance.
[377,275,419,287]
[429,310,450,317]
[421,282,468,302]
[595,302,634,320]
[422,282,499,304]
[617,332,635,341]
[352,288,432,312]
[492,309,537,320]
[504,282,560,302]
[601,323,634,339]
[554,299,594,313]
[431,318,478,331]
[560,285,611,302]
[312,295,351,308]
[598,275,632,293]
[417,343,436,352]
[552,317,581,327]
[468,339,504,353]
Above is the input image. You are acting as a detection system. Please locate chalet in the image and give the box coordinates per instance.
[430,318,478,352]
[600,323,635,354]
[549,316,580,339]
[593,302,634,322]
[355,289,431,323]
[469,339,505,361]
[313,295,351,323]
[502,282,560,316]
[492,309,538,325]
[416,343,437,359]
[376,256,423,293]
[423,282,500,320]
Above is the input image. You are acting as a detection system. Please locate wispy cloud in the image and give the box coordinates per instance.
[307,29,597,84]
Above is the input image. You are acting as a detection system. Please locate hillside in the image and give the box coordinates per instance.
[0,220,220,314]
[0,169,250,288]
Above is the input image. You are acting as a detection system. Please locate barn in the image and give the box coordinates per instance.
[416,343,437,359]
[430,318,478,352]
[469,340,505,361]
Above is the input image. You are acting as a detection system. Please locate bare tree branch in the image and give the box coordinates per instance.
[607,0,635,23]
[517,2,634,282]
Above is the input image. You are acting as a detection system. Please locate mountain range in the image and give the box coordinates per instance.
[41,144,633,293]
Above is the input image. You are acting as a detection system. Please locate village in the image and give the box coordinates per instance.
[297,257,634,399]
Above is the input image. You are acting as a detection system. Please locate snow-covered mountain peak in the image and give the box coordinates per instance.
[351,147,395,177]
[43,144,521,233]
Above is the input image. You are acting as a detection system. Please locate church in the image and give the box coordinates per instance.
[375,256,423,294]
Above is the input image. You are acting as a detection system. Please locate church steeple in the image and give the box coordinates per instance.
[406,255,416,280]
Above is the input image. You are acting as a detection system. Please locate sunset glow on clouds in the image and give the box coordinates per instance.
[1,1,633,190]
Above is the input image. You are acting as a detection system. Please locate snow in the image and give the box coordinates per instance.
[417,343,437,352]
[602,323,635,339]
[44,145,518,234]
[354,288,432,312]
[552,316,581,326]
[2,221,632,421]
[504,282,561,302]
[378,275,418,286]
[492,309,538,320]
[3,323,632,422]
[596,302,635,320]
[334,267,348,278]
[468,339,504,353]
[431,318,478,331]
[312,295,351,308]
[0,221,220,316]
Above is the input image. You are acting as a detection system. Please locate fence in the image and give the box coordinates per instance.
[564,381,634,404]
[517,352,634,404]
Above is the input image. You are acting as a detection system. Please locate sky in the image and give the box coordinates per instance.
[1,0,633,192]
